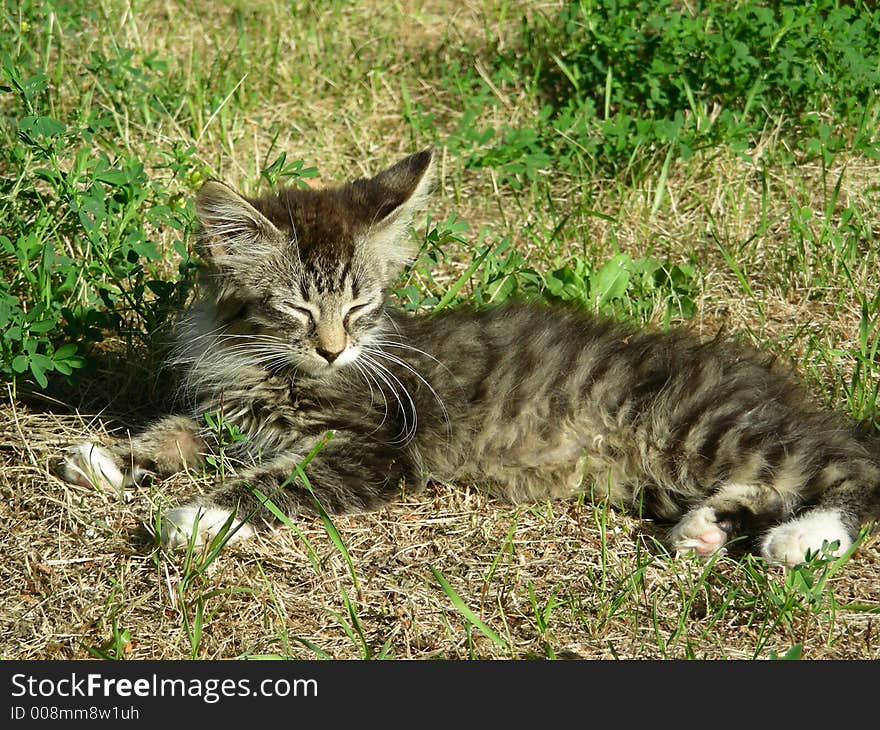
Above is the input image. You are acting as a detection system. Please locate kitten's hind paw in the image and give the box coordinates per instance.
[160,505,255,550]
[669,506,728,557]
[55,442,130,493]
[760,509,852,567]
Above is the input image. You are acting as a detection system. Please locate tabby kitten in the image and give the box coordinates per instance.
[59,149,880,566]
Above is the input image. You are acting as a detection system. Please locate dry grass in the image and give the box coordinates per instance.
[4,399,879,660]
[4,396,880,660]
[2,0,879,661]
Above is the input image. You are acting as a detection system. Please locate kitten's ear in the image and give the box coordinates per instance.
[195,181,284,261]
[368,148,435,223]
[359,148,435,279]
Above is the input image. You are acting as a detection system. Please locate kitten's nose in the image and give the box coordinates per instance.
[316,347,344,364]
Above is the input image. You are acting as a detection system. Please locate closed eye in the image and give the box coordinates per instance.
[344,302,372,327]
[278,303,317,325]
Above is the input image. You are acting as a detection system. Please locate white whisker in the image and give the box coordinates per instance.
[351,359,392,436]
[360,352,418,444]
[363,346,451,439]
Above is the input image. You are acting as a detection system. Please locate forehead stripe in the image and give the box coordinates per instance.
[338,261,351,287]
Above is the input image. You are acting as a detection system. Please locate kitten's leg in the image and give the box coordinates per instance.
[56,415,206,491]
[668,482,787,557]
[161,436,412,548]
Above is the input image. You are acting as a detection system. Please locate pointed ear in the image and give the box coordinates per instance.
[369,148,435,223]
[358,148,435,279]
[195,180,285,261]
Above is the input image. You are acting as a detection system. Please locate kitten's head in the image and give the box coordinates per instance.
[192,149,434,376]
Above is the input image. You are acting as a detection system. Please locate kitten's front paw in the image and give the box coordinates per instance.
[55,442,128,493]
[669,506,728,557]
[160,505,255,549]
[760,509,852,566]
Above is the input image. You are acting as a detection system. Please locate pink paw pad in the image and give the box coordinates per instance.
[669,507,729,557]
[695,524,725,552]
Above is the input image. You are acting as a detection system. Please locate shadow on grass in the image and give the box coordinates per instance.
[14,334,179,430]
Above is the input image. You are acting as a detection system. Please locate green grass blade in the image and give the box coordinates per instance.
[430,564,509,652]
[432,246,492,312]
[251,488,321,571]
[299,474,360,595]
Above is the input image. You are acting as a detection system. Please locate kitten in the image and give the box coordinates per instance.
[58,149,880,566]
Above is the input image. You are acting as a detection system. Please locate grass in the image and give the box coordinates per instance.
[1,0,879,660]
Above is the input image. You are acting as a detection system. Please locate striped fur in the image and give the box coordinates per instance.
[59,149,880,565]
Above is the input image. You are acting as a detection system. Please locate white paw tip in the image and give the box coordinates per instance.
[58,442,127,492]
[761,509,852,566]
[670,507,728,557]
[160,505,254,549]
